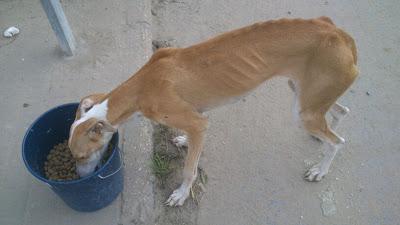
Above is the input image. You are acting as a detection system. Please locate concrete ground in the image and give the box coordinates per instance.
[0,1,154,225]
[150,1,400,225]
[1,0,399,225]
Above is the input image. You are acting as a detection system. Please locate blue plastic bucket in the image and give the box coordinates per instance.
[22,103,124,212]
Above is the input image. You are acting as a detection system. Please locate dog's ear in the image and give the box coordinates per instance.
[75,97,95,120]
[79,98,96,117]
[81,98,94,112]
[76,93,107,120]
[88,120,116,141]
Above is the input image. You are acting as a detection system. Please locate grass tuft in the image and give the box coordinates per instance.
[151,152,171,180]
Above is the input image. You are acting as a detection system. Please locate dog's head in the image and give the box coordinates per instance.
[68,94,116,177]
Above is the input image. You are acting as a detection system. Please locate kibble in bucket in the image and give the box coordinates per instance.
[44,140,113,181]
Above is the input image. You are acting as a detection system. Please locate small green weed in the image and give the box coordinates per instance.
[151,152,171,180]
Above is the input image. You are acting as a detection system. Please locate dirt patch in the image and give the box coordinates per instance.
[151,39,176,52]
[152,124,206,225]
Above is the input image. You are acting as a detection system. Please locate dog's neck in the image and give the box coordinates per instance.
[101,71,143,126]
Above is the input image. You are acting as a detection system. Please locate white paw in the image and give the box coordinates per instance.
[304,164,328,182]
[3,26,19,38]
[166,186,190,206]
[172,135,188,148]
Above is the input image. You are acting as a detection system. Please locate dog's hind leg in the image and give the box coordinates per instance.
[289,79,349,130]
[329,103,349,129]
[300,110,345,181]
[297,59,357,181]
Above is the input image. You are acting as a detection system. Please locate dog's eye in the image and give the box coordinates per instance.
[84,106,93,113]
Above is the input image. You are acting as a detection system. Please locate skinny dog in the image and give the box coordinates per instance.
[68,17,358,206]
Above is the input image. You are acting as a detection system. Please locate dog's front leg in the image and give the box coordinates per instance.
[166,127,205,206]
[143,96,208,206]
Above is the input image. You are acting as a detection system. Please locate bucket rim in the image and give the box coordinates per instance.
[22,102,120,185]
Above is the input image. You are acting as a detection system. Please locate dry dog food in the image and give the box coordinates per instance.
[44,140,114,181]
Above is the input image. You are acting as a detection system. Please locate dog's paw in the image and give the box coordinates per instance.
[304,164,328,182]
[166,186,190,206]
[172,135,188,148]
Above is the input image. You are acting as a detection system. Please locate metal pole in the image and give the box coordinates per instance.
[40,0,76,56]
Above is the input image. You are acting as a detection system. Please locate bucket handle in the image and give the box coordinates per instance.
[98,149,123,179]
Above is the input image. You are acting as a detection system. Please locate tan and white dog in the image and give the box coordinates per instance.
[68,17,358,206]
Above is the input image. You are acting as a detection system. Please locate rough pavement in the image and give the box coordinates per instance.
[1,0,399,225]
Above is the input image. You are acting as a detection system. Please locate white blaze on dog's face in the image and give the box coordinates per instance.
[68,97,116,177]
